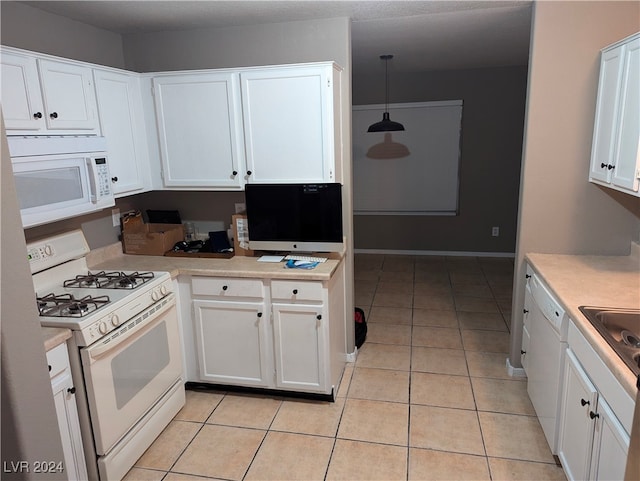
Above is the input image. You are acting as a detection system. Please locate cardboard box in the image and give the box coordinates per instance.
[122,212,184,256]
[232,214,254,257]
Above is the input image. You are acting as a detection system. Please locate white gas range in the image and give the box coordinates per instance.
[28,230,185,481]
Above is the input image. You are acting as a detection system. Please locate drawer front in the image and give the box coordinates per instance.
[46,342,69,379]
[271,280,324,302]
[192,277,264,298]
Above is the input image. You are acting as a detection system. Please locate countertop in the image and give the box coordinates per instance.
[42,327,72,351]
[525,245,639,397]
[87,243,344,282]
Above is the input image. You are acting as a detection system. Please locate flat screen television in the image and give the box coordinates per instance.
[245,183,343,253]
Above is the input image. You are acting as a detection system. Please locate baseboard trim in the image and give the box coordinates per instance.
[506,357,527,378]
[345,348,358,363]
[354,248,515,258]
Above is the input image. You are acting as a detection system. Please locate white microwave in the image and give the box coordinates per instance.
[8,136,115,228]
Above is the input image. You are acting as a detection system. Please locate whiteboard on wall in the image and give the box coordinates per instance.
[353,101,462,215]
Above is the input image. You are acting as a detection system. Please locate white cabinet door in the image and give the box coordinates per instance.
[610,37,640,193]
[193,299,271,387]
[38,59,99,132]
[0,50,46,130]
[590,397,630,481]
[272,303,327,393]
[590,45,624,184]
[94,69,148,195]
[153,73,244,189]
[558,349,598,481]
[47,344,88,481]
[241,65,336,183]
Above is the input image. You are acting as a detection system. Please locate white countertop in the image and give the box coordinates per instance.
[525,245,639,397]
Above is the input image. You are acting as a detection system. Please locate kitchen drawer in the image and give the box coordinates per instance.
[271,280,324,302]
[191,277,264,299]
[46,342,69,379]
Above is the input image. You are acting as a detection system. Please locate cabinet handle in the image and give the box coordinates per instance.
[232,170,238,176]
[589,411,599,419]
[247,171,252,176]
[292,289,298,295]
[601,162,607,169]
[48,365,52,371]
[523,309,529,314]
[33,112,43,119]
[67,387,76,395]
[607,164,615,170]
[316,314,322,320]
[257,312,263,318]
[520,349,526,355]
[49,112,58,119]
[580,398,590,406]
[111,177,118,182]
[222,285,228,291]
[525,274,531,279]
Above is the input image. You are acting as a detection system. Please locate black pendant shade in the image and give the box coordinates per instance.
[368,54,405,133]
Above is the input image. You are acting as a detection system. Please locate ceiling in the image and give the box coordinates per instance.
[20,0,533,74]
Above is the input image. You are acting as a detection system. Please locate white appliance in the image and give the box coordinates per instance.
[8,136,115,228]
[525,270,569,454]
[28,230,185,481]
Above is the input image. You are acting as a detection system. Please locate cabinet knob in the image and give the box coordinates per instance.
[601,162,607,169]
[247,171,252,176]
[48,365,52,372]
[520,349,526,355]
[316,314,322,320]
[589,411,599,419]
[222,285,228,291]
[49,112,58,119]
[67,387,76,395]
[33,112,43,119]
[607,164,615,170]
[580,398,590,406]
[111,177,118,182]
[523,309,529,314]
[257,312,263,318]
[292,289,298,295]
[232,170,238,176]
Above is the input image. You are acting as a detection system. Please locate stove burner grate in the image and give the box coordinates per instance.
[63,271,154,290]
[37,293,110,318]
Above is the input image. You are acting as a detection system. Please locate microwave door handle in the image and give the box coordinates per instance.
[86,295,175,362]
[86,157,99,203]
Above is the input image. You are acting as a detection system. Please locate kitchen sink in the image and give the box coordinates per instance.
[579,306,640,376]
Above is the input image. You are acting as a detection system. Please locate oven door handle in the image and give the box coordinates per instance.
[87,294,176,362]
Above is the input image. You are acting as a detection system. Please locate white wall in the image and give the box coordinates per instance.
[0,2,125,68]
[509,1,640,368]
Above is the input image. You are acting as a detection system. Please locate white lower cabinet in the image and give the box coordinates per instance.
[557,322,632,481]
[193,299,271,387]
[46,342,88,481]
[189,268,345,397]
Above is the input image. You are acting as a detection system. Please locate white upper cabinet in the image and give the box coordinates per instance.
[93,68,150,196]
[1,48,99,135]
[153,72,245,189]
[589,33,640,196]
[241,64,339,184]
[0,50,45,130]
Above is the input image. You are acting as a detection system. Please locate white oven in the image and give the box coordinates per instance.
[28,230,185,481]
[8,136,114,228]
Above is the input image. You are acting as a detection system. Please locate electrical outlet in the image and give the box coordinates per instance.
[112,208,120,227]
[492,226,500,237]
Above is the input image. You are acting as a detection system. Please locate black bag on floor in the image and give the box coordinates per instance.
[355,307,367,348]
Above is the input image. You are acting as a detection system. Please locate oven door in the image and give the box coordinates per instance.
[80,294,183,455]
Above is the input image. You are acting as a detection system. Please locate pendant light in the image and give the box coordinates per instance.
[367,54,405,132]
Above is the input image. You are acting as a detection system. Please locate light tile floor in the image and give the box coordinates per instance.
[124,254,567,481]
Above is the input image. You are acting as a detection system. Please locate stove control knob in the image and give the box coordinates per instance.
[111,314,120,327]
[98,322,108,334]
[151,290,160,301]
[160,285,168,296]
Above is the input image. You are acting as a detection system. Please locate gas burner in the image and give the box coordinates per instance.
[63,271,155,290]
[37,293,110,318]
